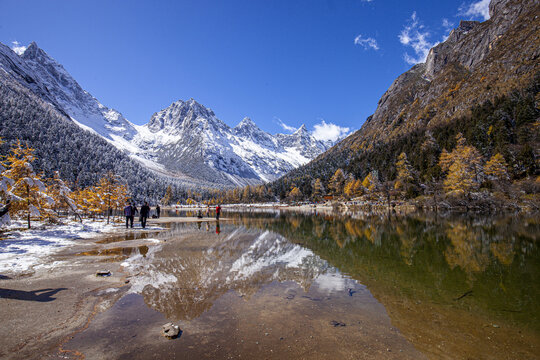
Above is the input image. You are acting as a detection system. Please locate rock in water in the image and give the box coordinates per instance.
[161,323,180,339]
[95,270,111,277]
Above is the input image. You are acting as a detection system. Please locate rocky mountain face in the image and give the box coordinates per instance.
[273,0,539,189]
[0,42,330,188]
[350,0,539,150]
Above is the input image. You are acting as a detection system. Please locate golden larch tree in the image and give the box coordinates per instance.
[329,168,346,197]
[484,153,509,181]
[312,178,325,201]
[4,140,54,228]
[439,133,483,195]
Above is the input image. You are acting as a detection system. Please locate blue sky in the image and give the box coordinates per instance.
[0,0,490,141]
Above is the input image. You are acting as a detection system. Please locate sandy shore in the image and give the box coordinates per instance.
[0,217,208,359]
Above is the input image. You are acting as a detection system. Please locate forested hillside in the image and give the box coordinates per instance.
[269,74,538,201]
[0,73,187,202]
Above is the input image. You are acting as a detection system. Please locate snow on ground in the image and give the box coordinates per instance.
[0,219,118,274]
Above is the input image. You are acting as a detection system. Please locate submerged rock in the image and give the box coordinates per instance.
[330,320,346,327]
[161,322,180,339]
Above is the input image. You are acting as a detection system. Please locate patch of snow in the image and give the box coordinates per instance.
[0,219,118,274]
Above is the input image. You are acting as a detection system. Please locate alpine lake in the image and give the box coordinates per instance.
[65,209,539,359]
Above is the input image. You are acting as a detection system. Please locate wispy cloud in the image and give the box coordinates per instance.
[312,120,350,143]
[459,0,491,21]
[275,117,297,133]
[398,12,438,65]
[442,18,454,33]
[441,18,455,40]
[11,41,27,55]
[353,35,379,50]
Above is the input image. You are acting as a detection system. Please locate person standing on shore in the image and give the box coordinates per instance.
[124,202,134,228]
[140,202,150,229]
[156,204,161,218]
[215,204,221,221]
[206,205,210,218]
[132,203,138,218]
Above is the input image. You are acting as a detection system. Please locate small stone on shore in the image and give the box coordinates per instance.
[161,322,180,339]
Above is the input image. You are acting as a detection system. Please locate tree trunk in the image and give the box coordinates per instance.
[107,195,110,224]
[26,184,31,229]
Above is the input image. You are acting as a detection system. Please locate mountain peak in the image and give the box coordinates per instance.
[21,41,46,60]
[237,117,256,127]
[294,124,308,135]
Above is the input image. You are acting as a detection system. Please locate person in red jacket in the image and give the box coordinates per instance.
[215,204,221,221]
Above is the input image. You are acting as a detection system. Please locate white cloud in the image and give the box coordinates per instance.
[11,41,27,56]
[275,117,296,133]
[312,120,350,143]
[353,35,379,50]
[442,18,454,33]
[460,0,491,21]
[399,12,438,65]
[441,18,455,41]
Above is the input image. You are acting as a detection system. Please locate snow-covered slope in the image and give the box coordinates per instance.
[135,99,330,185]
[0,41,331,188]
[20,42,139,151]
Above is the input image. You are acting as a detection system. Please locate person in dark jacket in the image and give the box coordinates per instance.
[124,202,134,228]
[156,204,161,218]
[132,204,139,217]
[140,202,150,229]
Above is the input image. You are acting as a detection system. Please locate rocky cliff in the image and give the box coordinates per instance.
[348,0,538,151]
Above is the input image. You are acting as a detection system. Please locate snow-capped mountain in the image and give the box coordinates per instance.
[134,98,329,186]
[9,42,138,147]
[0,41,331,188]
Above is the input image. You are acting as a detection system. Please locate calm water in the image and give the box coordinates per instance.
[67,211,540,359]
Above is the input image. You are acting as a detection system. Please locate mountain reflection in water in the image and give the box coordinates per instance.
[74,212,538,359]
[121,223,356,322]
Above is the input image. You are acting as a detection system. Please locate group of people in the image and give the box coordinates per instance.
[125,203,222,230]
[198,205,221,220]
[124,202,161,229]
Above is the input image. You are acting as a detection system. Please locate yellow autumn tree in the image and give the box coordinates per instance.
[344,178,356,198]
[84,186,103,218]
[95,172,122,224]
[288,186,303,202]
[161,185,173,205]
[362,172,378,192]
[484,153,509,181]
[4,140,54,228]
[112,182,130,221]
[312,178,325,201]
[352,179,364,197]
[394,152,414,191]
[439,133,483,195]
[329,168,346,197]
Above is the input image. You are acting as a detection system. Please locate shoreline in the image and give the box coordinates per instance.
[0,216,224,359]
